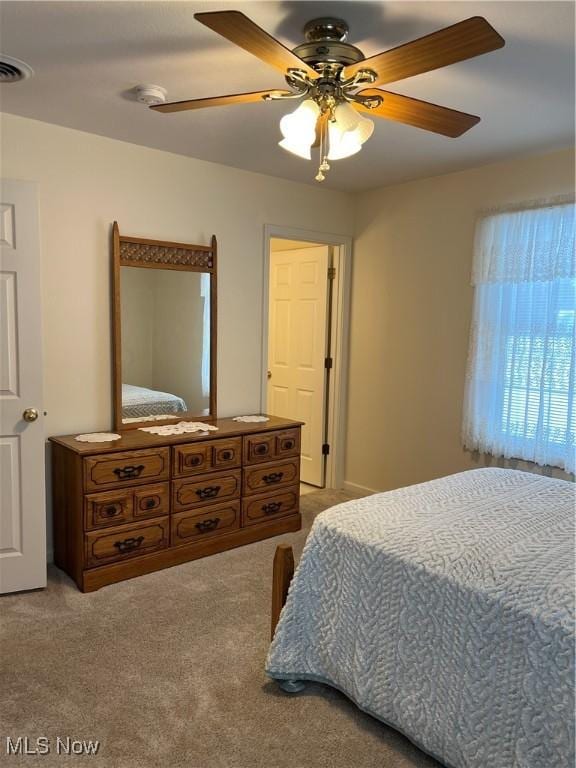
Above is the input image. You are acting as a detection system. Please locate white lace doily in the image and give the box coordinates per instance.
[232,415,270,423]
[123,414,179,424]
[138,421,219,436]
[75,432,122,443]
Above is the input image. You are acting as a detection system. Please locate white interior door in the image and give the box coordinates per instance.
[268,246,329,487]
[0,179,46,593]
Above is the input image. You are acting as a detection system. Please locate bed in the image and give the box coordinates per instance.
[121,383,187,419]
[266,468,575,768]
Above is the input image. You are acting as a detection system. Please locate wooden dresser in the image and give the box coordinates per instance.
[50,416,302,592]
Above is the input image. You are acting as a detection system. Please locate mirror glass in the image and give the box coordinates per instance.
[120,267,211,423]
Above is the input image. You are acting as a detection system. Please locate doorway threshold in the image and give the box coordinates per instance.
[300,483,322,496]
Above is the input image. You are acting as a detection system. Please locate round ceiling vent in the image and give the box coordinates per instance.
[0,55,34,83]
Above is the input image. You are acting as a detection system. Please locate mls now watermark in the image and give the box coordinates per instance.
[5,736,100,756]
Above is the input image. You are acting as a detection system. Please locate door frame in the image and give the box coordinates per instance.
[261,224,352,490]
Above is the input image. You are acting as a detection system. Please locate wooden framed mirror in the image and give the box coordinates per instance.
[111,222,217,430]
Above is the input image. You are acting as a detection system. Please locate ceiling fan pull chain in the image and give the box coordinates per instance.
[315,113,330,182]
[315,116,325,182]
[321,113,331,172]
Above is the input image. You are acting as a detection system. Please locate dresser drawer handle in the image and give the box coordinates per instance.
[142,496,159,510]
[104,504,120,517]
[114,535,144,554]
[283,440,295,450]
[195,518,220,533]
[187,456,203,466]
[262,472,283,485]
[221,450,233,460]
[254,445,269,455]
[113,464,145,480]
[195,485,221,500]
[262,502,282,515]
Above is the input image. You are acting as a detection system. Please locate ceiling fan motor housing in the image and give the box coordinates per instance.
[293,18,364,69]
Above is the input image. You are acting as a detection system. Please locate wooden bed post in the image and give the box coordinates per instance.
[271,544,294,640]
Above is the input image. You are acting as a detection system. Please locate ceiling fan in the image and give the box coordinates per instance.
[151,10,505,181]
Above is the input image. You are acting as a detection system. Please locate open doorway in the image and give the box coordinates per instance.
[262,225,352,492]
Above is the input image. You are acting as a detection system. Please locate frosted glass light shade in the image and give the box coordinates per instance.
[327,102,374,160]
[354,113,375,144]
[278,137,312,159]
[327,122,361,160]
[330,101,359,133]
[278,99,320,159]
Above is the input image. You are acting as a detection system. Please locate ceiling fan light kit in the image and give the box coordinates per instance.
[151,10,505,183]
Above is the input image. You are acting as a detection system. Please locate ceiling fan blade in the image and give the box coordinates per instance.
[151,90,292,114]
[343,17,504,86]
[355,89,480,137]
[195,10,317,78]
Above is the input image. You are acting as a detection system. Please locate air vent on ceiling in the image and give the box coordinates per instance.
[0,55,34,83]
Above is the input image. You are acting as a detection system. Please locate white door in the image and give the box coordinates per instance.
[268,246,329,487]
[0,179,46,593]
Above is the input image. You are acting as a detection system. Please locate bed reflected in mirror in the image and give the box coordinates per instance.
[120,268,211,423]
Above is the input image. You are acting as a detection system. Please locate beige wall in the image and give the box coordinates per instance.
[345,147,575,493]
[120,266,155,388]
[150,270,207,414]
[1,112,354,438]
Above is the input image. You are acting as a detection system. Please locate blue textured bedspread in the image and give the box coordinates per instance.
[121,383,187,418]
[267,469,575,768]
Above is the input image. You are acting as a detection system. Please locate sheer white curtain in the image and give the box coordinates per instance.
[463,199,576,474]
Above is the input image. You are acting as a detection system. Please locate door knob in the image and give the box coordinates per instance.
[22,408,39,423]
[267,370,272,380]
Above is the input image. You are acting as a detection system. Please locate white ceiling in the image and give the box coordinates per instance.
[0,1,574,192]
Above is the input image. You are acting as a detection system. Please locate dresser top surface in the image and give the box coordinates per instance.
[49,415,303,455]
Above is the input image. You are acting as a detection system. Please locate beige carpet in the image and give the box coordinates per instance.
[0,490,440,768]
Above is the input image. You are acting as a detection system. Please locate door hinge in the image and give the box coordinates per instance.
[322,443,330,456]
[324,357,333,369]
[327,266,336,280]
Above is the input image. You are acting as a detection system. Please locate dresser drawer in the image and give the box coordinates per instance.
[172,437,241,477]
[171,501,240,547]
[243,433,275,464]
[243,428,300,465]
[242,458,300,496]
[172,469,241,512]
[84,517,169,568]
[85,483,169,531]
[133,483,170,521]
[242,485,300,526]
[84,448,169,491]
[85,489,133,530]
[274,428,301,460]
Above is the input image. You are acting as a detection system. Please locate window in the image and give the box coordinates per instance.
[463,200,575,474]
